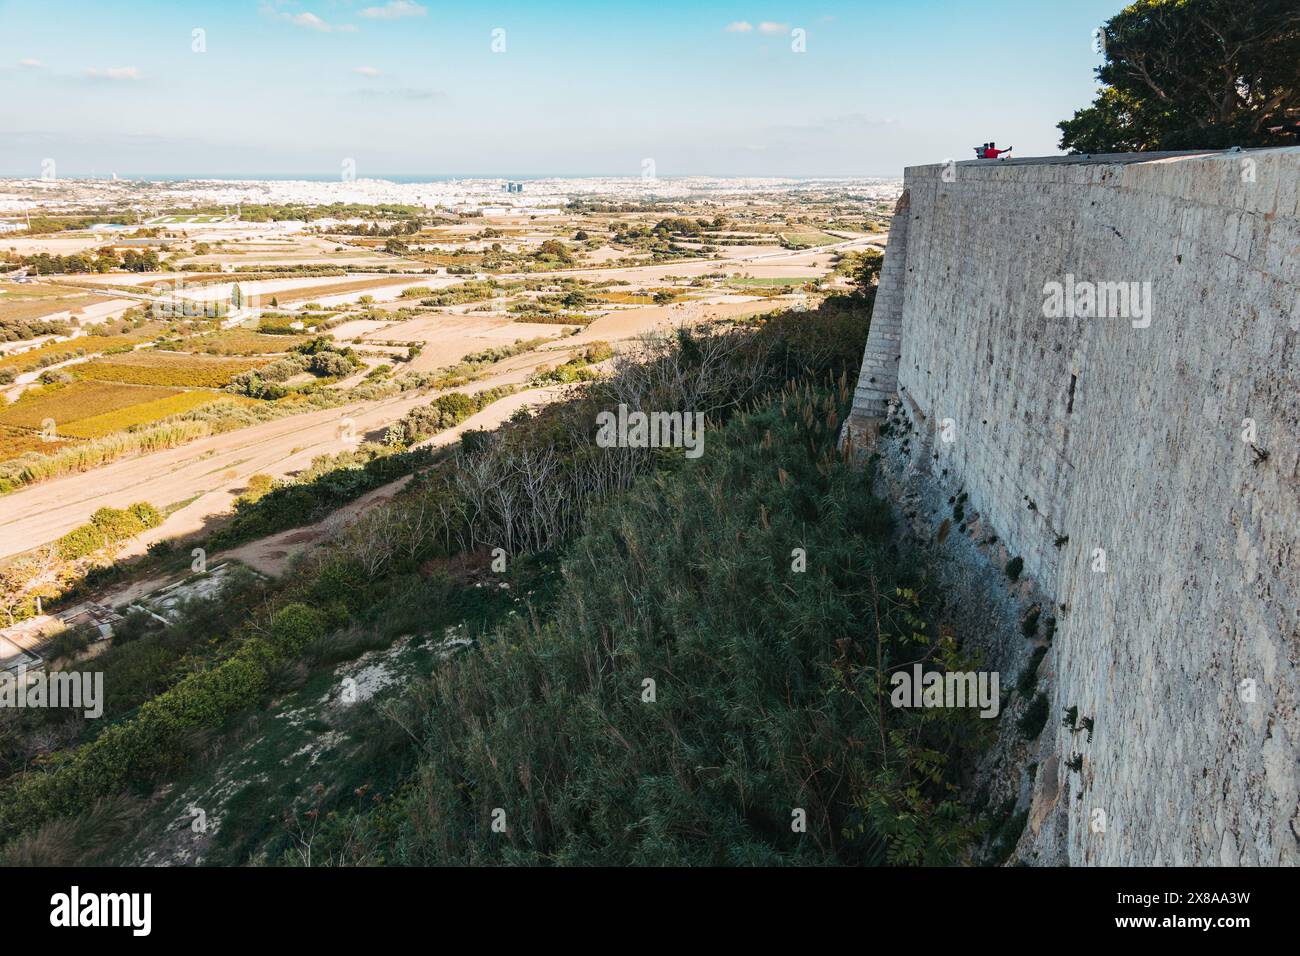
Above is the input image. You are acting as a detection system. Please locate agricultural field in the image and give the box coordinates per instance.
[780,230,840,248]
[0,281,117,327]
[134,273,230,290]
[595,287,688,305]
[360,311,574,371]
[267,275,439,305]
[0,423,72,459]
[726,276,819,288]
[0,379,235,457]
[0,329,158,372]
[168,330,311,355]
[72,351,267,388]
[55,390,228,439]
[0,381,186,430]
[178,236,415,270]
[162,272,390,307]
[0,175,895,556]
[148,214,233,224]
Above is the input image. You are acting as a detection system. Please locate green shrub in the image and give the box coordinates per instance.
[239,473,275,505]
[1016,646,1048,698]
[385,386,516,447]
[1021,606,1040,637]
[268,603,331,654]
[985,801,1028,866]
[1018,693,1050,739]
[0,599,326,843]
[55,502,162,560]
[528,341,613,385]
[41,625,94,664]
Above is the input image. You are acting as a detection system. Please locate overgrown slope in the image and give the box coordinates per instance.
[309,380,989,865]
[1,296,993,866]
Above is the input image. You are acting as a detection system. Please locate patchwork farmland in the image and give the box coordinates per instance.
[0,177,892,599]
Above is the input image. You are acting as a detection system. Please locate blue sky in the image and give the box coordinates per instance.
[1,0,1123,178]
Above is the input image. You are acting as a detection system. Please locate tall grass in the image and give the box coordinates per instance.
[318,380,987,865]
[0,420,213,492]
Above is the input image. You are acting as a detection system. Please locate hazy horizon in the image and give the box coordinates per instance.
[0,171,902,183]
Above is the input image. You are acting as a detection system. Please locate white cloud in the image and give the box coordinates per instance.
[292,12,330,31]
[84,66,142,81]
[728,20,789,35]
[262,7,358,33]
[359,1,427,18]
[291,12,356,32]
[353,66,382,77]
[18,58,44,69]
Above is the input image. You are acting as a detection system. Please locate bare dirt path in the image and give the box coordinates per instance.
[218,383,569,577]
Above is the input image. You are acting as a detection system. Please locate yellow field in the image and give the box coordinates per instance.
[57,390,227,438]
[0,378,249,463]
[0,381,183,429]
[72,351,266,387]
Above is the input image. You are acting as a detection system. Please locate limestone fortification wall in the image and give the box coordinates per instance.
[849,148,1299,865]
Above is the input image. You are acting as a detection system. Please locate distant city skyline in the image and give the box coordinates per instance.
[1,0,1124,179]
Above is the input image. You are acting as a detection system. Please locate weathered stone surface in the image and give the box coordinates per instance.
[850,190,910,424]
[851,148,1300,866]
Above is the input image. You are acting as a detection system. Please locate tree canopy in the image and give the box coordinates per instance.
[1058,0,1300,153]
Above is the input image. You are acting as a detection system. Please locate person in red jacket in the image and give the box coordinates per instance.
[983,142,1013,159]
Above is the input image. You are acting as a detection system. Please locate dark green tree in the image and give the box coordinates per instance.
[1059,0,1300,153]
